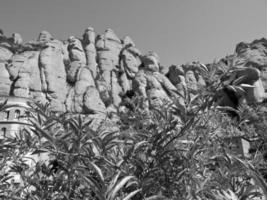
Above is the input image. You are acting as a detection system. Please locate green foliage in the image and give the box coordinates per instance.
[1,66,267,200]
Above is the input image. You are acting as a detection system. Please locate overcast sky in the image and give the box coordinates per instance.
[1,0,267,66]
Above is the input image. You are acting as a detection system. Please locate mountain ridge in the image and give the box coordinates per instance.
[0,27,267,124]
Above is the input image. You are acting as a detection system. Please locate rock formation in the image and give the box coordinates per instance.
[66,40,105,115]
[38,32,68,112]
[6,51,44,102]
[0,27,267,127]
[95,29,123,108]
[119,36,142,93]
[83,27,98,78]
[167,62,207,106]
[0,38,13,95]
[68,36,86,64]
[214,38,267,107]
[133,51,178,111]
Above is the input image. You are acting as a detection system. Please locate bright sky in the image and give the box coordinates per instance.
[1,0,267,66]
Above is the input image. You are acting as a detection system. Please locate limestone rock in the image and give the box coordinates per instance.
[62,41,70,65]
[84,86,106,114]
[96,29,123,107]
[185,70,198,92]
[83,27,98,78]
[219,38,267,106]
[234,38,267,90]
[6,50,46,102]
[67,61,82,83]
[103,28,122,53]
[123,36,135,47]
[0,45,13,95]
[65,59,105,114]
[66,66,91,113]
[167,63,206,95]
[29,51,46,103]
[37,30,53,43]
[142,51,160,72]
[96,29,122,65]
[133,52,178,111]
[2,28,267,122]
[68,36,86,64]
[83,27,95,44]
[12,33,23,45]
[10,45,46,104]
[39,37,68,111]
[119,37,142,93]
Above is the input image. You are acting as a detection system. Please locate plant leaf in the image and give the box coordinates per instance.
[122,189,141,200]
[108,176,136,200]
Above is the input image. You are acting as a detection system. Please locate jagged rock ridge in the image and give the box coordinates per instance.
[0,28,267,123]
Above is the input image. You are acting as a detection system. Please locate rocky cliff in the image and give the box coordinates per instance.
[0,28,267,123]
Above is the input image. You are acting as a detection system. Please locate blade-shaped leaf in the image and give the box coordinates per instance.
[122,189,141,200]
[108,175,136,200]
[106,171,121,198]
[89,161,105,183]
[83,176,105,200]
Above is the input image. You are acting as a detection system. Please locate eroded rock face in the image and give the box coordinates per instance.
[12,33,23,45]
[119,36,142,93]
[39,37,68,112]
[166,62,207,107]
[213,39,267,107]
[0,46,13,95]
[1,28,267,125]
[38,30,53,43]
[95,29,123,107]
[65,29,105,115]
[83,27,98,78]
[133,52,178,111]
[7,51,45,103]
[65,61,105,114]
[68,36,87,64]
[235,38,267,91]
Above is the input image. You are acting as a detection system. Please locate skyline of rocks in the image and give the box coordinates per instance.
[0,27,267,123]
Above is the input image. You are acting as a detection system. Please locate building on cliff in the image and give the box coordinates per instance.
[0,96,32,138]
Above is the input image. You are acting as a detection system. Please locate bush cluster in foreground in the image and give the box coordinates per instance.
[1,68,267,200]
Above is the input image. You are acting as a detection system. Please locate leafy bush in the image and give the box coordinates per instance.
[1,66,267,200]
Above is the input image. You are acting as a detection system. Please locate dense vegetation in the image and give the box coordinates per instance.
[1,65,267,200]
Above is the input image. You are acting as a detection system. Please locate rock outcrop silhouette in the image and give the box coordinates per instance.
[1,28,267,124]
